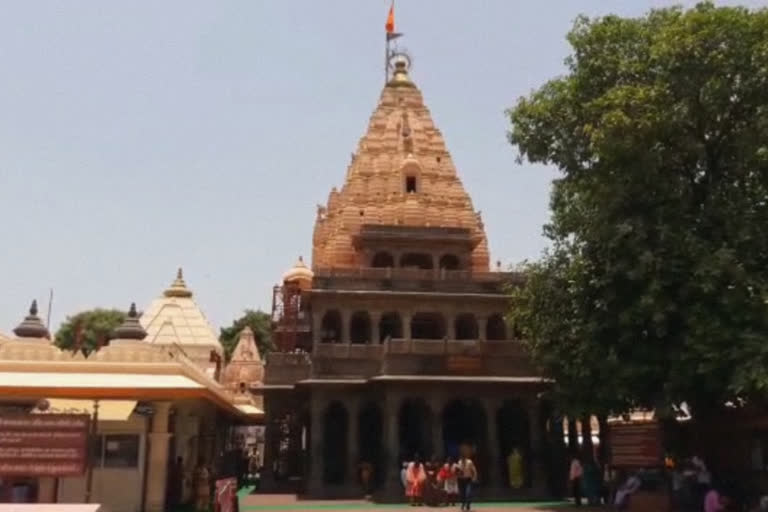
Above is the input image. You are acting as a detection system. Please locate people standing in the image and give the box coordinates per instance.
[456,452,478,511]
[406,456,427,506]
[439,457,459,506]
[193,459,211,512]
[569,454,584,507]
[507,448,524,489]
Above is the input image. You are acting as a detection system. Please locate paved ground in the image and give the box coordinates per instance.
[238,494,597,512]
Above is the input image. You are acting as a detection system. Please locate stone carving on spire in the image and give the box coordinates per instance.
[311,60,490,270]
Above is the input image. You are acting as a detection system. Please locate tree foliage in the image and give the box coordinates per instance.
[507,3,768,415]
[219,309,273,361]
[55,309,126,355]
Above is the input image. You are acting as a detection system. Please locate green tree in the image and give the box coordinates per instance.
[55,309,126,355]
[507,3,768,416]
[219,309,273,361]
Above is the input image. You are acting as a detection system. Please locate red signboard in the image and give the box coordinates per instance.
[609,421,663,468]
[0,415,89,476]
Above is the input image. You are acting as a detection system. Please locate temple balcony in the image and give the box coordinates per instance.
[310,338,535,379]
[262,352,312,385]
[311,266,521,294]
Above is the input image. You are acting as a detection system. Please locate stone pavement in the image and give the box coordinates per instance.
[238,494,598,512]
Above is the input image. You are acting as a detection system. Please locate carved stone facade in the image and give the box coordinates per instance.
[311,61,489,271]
[264,61,556,502]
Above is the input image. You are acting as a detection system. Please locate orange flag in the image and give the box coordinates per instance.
[385,2,395,34]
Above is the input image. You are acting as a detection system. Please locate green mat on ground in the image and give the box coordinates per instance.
[238,502,567,510]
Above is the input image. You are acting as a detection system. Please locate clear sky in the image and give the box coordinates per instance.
[0,0,761,335]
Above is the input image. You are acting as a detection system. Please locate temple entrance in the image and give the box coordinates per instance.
[442,399,488,478]
[322,402,348,485]
[399,399,433,462]
[358,402,384,489]
[497,400,531,488]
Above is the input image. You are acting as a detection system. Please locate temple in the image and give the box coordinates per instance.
[0,270,264,510]
[262,57,555,501]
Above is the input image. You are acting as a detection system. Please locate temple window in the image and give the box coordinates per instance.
[405,176,417,193]
[320,310,342,343]
[371,251,395,268]
[487,314,508,341]
[400,253,433,270]
[349,311,372,344]
[455,314,479,340]
[411,312,446,340]
[439,254,461,270]
[379,312,403,342]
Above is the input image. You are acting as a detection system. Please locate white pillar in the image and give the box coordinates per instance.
[144,402,172,512]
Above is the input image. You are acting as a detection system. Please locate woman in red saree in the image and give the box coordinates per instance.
[406,457,427,505]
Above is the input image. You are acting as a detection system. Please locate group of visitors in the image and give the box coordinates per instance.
[568,454,608,507]
[401,454,478,510]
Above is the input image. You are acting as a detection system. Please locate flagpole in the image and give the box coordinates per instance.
[385,34,390,85]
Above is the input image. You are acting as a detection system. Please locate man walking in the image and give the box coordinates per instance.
[456,450,478,511]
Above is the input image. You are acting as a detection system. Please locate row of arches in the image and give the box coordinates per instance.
[372,251,462,271]
[320,311,509,343]
[320,399,535,488]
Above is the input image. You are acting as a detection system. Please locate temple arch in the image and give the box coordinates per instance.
[322,401,349,485]
[371,251,395,268]
[400,253,434,270]
[497,400,531,488]
[411,313,446,340]
[379,312,403,342]
[399,398,433,461]
[487,314,507,341]
[320,310,342,343]
[358,402,384,489]
[442,399,489,478]
[455,314,479,340]
[439,254,461,270]
[349,311,372,344]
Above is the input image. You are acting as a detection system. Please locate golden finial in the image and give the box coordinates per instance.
[164,267,193,298]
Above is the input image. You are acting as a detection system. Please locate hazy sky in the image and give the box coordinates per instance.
[0,1,761,334]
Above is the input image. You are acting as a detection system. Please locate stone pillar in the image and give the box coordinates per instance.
[341,310,351,344]
[308,395,326,496]
[483,398,502,493]
[528,399,548,496]
[370,312,382,344]
[312,311,323,349]
[346,399,360,488]
[446,315,456,341]
[477,314,488,341]
[402,312,412,341]
[429,396,443,460]
[377,393,401,502]
[144,402,172,512]
[260,399,278,491]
